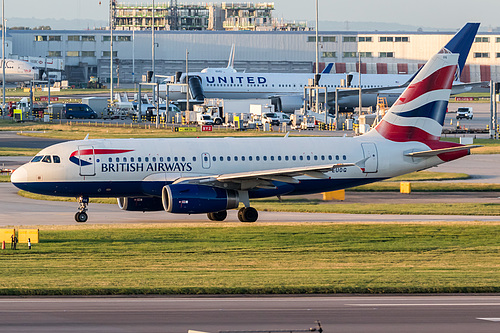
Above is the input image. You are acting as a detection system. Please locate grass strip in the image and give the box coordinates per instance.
[351,182,500,192]
[0,224,499,295]
[0,147,39,156]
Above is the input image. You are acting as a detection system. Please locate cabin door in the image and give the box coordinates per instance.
[201,152,211,169]
[78,145,96,176]
[361,142,378,173]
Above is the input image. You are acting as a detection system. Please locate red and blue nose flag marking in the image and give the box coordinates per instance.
[69,149,134,166]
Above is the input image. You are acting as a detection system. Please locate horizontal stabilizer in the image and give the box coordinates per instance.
[405,145,481,157]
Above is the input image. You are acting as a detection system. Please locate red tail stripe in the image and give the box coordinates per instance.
[394,65,457,106]
[375,120,439,143]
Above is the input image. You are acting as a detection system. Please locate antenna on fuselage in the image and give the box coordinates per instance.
[84,134,89,140]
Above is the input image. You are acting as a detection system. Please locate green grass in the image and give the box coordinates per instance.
[0,147,39,156]
[0,224,499,295]
[388,171,469,181]
[0,175,10,182]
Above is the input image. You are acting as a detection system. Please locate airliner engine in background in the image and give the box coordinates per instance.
[160,23,480,112]
[11,23,480,223]
[0,59,35,83]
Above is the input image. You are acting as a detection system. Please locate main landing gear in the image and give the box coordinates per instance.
[206,207,258,222]
[75,196,89,223]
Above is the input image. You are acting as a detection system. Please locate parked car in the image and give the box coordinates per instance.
[262,112,280,126]
[456,107,473,120]
[275,112,291,125]
[63,103,97,119]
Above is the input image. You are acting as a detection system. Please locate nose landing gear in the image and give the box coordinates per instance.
[75,196,89,223]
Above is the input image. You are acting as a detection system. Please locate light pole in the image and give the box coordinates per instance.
[110,0,114,105]
[2,0,5,117]
[151,0,155,104]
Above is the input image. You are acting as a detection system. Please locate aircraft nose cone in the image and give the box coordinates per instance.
[10,165,27,184]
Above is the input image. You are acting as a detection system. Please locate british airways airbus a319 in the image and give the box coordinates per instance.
[11,23,480,223]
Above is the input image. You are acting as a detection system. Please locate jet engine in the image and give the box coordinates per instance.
[162,184,239,214]
[117,197,164,212]
[270,95,304,113]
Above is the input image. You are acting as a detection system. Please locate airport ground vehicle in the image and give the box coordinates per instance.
[275,112,291,125]
[262,112,280,126]
[456,107,473,119]
[63,103,97,119]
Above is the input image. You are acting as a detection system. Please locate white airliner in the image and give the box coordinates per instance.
[11,23,480,223]
[0,59,35,83]
[160,23,479,112]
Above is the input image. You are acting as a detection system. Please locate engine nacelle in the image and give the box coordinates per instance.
[271,95,304,113]
[162,184,239,214]
[117,197,164,212]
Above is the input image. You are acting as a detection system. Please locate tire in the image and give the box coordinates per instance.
[89,114,96,119]
[208,210,227,221]
[214,118,222,125]
[238,207,258,223]
[75,211,88,223]
[68,115,73,119]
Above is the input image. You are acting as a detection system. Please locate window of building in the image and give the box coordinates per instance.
[81,51,95,57]
[117,36,131,42]
[82,36,96,42]
[307,36,317,42]
[66,51,80,57]
[102,51,118,57]
[35,35,47,42]
[343,36,356,42]
[395,36,409,42]
[48,35,61,41]
[475,37,490,43]
[474,52,490,58]
[359,36,372,42]
[323,36,336,42]
[379,52,394,58]
[379,36,393,42]
[68,35,80,41]
[48,51,61,57]
[343,52,357,58]
[322,51,336,58]
[497,53,500,58]
[102,36,117,42]
[359,52,372,58]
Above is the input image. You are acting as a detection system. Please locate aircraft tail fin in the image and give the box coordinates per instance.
[373,52,458,143]
[322,63,334,74]
[442,23,479,81]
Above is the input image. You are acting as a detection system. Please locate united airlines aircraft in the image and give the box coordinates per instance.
[161,23,479,112]
[11,24,479,223]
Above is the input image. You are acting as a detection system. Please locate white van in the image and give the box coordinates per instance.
[275,112,291,125]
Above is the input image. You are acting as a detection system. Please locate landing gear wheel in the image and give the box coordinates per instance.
[207,210,228,221]
[75,211,88,223]
[238,207,258,223]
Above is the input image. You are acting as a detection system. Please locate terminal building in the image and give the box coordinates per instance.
[4,28,500,84]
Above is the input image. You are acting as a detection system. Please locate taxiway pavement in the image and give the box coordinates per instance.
[0,296,499,333]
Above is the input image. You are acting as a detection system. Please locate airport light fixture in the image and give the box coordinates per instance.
[2,0,5,118]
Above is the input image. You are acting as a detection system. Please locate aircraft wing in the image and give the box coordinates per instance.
[172,162,359,190]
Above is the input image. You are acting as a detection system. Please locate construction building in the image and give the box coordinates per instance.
[112,1,308,31]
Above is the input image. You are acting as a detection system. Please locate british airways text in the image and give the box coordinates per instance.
[101,162,192,173]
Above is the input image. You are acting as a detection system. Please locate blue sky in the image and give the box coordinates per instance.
[5,0,500,30]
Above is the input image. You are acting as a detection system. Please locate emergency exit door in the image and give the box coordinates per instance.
[361,142,378,173]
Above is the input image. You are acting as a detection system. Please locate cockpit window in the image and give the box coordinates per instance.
[53,155,61,163]
[42,155,52,163]
[30,155,43,163]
